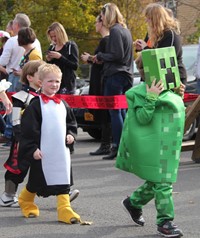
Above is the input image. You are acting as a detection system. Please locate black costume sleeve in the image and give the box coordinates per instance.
[63,100,77,140]
[18,97,42,172]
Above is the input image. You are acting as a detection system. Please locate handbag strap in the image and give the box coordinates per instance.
[170,29,174,46]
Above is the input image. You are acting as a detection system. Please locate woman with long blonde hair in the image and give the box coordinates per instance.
[135,3,186,84]
[46,22,79,95]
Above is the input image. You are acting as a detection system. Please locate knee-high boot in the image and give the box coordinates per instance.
[18,187,39,218]
[57,194,80,224]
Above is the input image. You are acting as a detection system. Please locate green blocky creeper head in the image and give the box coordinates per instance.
[142,46,181,90]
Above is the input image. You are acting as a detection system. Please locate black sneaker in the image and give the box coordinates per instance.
[157,221,183,237]
[121,197,145,226]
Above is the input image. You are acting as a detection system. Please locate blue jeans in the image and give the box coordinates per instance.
[3,73,21,140]
[7,73,21,92]
[104,73,132,147]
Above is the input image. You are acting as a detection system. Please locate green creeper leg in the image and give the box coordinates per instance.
[153,182,174,225]
[130,181,155,209]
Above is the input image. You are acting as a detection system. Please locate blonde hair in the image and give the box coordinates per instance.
[144,3,180,47]
[20,60,46,85]
[38,63,62,81]
[101,3,126,29]
[47,22,68,45]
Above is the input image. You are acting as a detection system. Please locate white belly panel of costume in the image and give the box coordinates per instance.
[40,98,70,185]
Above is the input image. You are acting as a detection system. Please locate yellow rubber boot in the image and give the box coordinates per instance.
[18,187,39,218]
[57,194,80,224]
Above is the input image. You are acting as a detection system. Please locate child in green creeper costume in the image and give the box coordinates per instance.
[116,79,185,237]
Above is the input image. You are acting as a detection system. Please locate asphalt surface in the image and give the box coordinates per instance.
[0,129,200,238]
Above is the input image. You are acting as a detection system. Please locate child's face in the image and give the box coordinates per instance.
[28,71,42,90]
[41,73,61,96]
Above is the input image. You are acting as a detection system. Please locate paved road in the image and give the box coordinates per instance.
[0,130,200,238]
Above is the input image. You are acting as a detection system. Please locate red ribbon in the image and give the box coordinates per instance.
[0,93,198,113]
[57,95,128,109]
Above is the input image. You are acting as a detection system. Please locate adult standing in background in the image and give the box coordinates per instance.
[0,13,42,92]
[46,22,79,95]
[0,13,42,144]
[94,3,133,160]
[195,37,200,94]
[81,15,111,156]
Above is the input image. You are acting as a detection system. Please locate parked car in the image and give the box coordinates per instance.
[184,44,198,93]
[182,44,199,140]
[74,45,199,140]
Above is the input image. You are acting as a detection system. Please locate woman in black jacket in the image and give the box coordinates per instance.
[81,15,111,156]
[46,22,79,94]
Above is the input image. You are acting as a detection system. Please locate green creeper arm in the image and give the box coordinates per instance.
[135,92,159,125]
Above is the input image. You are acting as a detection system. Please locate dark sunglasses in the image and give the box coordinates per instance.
[102,3,109,14]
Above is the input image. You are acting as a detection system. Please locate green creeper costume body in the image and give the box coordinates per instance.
[116,83,185,225]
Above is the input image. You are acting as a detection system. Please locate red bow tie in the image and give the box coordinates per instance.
[41,93,61,104]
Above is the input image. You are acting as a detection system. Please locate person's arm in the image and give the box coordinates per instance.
[0,79,12,114]
[135,80,163,124]
[0,91,12,114]
[81,52,94,64]
[174,82,185,97]
[0,65,8,75]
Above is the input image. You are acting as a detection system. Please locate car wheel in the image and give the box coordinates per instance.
[87,129,102,140]
[183,119,197,141]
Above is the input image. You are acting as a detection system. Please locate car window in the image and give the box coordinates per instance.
[182,45,198,82]
[182,45,198,70]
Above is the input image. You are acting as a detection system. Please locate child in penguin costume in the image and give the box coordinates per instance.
[17,63,80,224]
